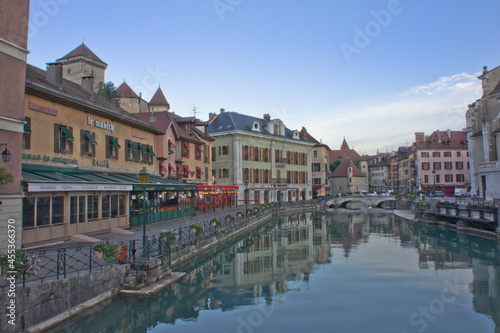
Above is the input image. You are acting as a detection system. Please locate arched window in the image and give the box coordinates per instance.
[264,148,269,162]
[254,169,260,183]
[244,145,249,161]
[223,169,229,178]
[255,147,259,162]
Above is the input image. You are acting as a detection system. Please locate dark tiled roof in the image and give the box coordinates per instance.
[414,130,468,149]
[330,159,365,178]
[207,111,312,142]
[25,64,162,134]
[149,87,170,106]
[488,79,500,97]
[116,81,139,98]
[56,43,107,65]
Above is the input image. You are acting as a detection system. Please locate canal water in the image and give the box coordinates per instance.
[48,209,500,333]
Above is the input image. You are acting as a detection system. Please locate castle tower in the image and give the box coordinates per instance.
[56,43,107,92]
[149,86,170,112]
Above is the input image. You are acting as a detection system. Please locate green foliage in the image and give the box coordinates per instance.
[97,81,120,106]
[190,223,203,237]
[246,208,253,216]
[159,230,178,246]
[0,250,40,277]
[93,241,119,264]
[212,217,222,228]
[225,214,234,221]
[329,159,342,172]
[236,211,244,218]
[419,194,426,209]
[0,167,14,188]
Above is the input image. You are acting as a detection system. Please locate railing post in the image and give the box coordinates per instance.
[89,245,92,273]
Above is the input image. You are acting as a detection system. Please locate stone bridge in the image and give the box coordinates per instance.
[326,195,396,209]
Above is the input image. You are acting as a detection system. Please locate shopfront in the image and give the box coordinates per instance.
[195,185,239,213]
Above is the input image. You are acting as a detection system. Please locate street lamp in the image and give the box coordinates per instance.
[432,170,436,193]
[0,144,10,163]
[139,167,150,245]
[244,178,249,216]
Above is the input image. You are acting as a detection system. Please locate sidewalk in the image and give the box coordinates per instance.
[29,205,256,251]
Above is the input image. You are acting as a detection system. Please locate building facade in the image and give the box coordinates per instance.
[208,111,314,205]
[0,0,30,251]
[414,131,470,196]
[300,127,331,197]
[22,63,165,246]
[466,65,500,200]
[329,158,367,194]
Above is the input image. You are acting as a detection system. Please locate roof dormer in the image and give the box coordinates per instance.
[293,130,300,139]
[252,121,260,132]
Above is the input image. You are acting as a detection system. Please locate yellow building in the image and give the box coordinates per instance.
[21,63,166,246]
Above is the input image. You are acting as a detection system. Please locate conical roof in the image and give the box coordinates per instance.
[116,81,138,98]
[340,137,350,150]
[330,158,364,178]
[56,43,107,65]
[149,87,170,106]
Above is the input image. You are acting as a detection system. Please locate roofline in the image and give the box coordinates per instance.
[25,83,164,135]
[209,129,315,146]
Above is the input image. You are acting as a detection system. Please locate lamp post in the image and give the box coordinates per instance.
[432,170,436,193]
[0,143,10,163]
[139,167,150,245]
[244,178,249,216]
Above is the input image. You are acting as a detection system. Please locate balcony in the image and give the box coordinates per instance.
[275,158,287,167]
[272,178,290,186]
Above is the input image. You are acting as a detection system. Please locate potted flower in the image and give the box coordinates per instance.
[212,217,222,228]
[0,250,40,278]
[236,211,244,218]
[190,223,203,237]
[253,207,260,214]
[225,214,234,222]
[93,241,119,264]
[159,230,178,246]
[246,208,253,216]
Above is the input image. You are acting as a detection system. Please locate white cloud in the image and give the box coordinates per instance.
[307,72,482,154]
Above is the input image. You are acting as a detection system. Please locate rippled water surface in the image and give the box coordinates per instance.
[48,209,500,333]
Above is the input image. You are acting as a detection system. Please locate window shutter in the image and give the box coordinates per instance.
[54,124,60,153]
[106,136,110,158]
[68,127,73,153]
[25,118,31,149]
[80,130,85,156]
[125,140,130,160]
[219,146,221,156]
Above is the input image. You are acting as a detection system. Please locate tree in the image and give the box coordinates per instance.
[353,161,359,169]
[97,81,120,106]
[329,159,342,172]
[0,167,14,187]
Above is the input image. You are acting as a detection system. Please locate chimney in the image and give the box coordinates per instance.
[46,62,63,86]
[263,114,270,121]
[138,92,142,112]
[209,112,217,122]
[81,75,94,95]
[415,132,424,143]
[220,108,225,114]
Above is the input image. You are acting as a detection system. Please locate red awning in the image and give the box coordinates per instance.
[312,185,322,190]
[168,163,176,173]
[196,145,202,153]
[196,167,204,174]
[160,163,168,173]
[183,165,190,174]
[183,142,191,150]
[168,138,176,148]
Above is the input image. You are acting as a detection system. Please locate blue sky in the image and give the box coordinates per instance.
[26,0,500,154]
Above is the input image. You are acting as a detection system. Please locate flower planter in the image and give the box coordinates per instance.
[94,251,103,259]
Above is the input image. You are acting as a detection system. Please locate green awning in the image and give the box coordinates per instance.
[60,126,74,141]
[24,123,31,134]
[84,131,98,145]
[146,145,155,156]
[110,137,121,149]
[128,141,138,151]
[137,143,148,153]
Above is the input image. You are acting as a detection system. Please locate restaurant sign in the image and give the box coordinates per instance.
[22,153,78,165]
[28,183,133,192]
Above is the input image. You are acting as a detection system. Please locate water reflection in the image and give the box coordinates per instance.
[48,209,500,333]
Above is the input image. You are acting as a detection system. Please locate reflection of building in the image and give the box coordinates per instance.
[329,211,369,257]
[0,0,30,251]
[208,110,314,204]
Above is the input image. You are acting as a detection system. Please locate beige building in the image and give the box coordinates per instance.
[300,127,331,197]
[329,158,367,194]
[466,65,500,200]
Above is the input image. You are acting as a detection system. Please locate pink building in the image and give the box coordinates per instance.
[414,131,470,196]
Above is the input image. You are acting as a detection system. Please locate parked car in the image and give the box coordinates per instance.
[454,188,470,197]
[429,191,445,197]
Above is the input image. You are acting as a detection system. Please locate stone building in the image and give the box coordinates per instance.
[57,43,107,93]
[300,127,331,197]
[208,110,314,204]
[466,65,500,200]
[0,0,30,251]
[329,158,367,194]
[116,81,148,114]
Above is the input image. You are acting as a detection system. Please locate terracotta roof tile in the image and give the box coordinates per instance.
[330,159,364,178]
[116,81,138,98]
[56,43,107,65]
[149,87,170,106]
